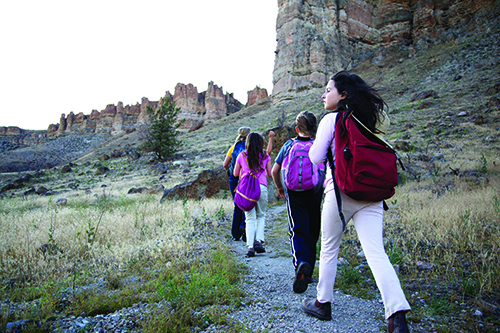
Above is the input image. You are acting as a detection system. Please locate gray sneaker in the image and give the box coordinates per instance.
[301,298,332,321]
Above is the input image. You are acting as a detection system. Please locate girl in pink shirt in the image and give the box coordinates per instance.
[234,132,272,257]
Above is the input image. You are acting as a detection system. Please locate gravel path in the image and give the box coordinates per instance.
[226,203,386,333]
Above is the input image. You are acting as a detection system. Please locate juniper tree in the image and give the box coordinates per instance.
[142,96,183,160]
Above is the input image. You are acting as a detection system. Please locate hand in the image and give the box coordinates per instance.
[278,187,286,199]
[269,130,275,139]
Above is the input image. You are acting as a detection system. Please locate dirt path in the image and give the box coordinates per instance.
[227,203,386,333]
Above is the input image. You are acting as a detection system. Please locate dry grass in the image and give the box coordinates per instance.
[388,175,500,287]
[0,192,234,297]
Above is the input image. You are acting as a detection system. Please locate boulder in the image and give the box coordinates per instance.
[410,90,438,102]
[61,165,72,173]
[148,185,165,194]
[150,163,168,175]
[23,187,36,196]
[160,166,230,202]
[36,186,49,195]
[128,187,148,194]
[96,166,110,175]
[128,150,141,161]
[0,183,15,193]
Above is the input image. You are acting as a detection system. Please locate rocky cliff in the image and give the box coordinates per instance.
[247,86,269,106]
[40,81,244,135]
[173,81,243,132]
[273,0,500,101]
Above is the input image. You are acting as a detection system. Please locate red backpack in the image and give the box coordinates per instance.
[327,111,404,230]
[334,111,401,202]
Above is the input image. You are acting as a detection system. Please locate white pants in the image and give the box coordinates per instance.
[245,184,268,248]
[317,190,411,319]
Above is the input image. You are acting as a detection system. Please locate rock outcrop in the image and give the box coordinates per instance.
[42,82,244,136]
[48,98,157,136]
[0,127,24,136]
[247,86,269,106]
[174,81,243,132]
[160,166,230,201]
[273,0,500,101]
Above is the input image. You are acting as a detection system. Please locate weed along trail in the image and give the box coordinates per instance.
[226,203,386,333]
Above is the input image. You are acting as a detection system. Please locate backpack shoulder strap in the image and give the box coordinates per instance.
[328,112,347,232]
[351,114,394,150]
[282,138,296,160]
[243,152,260,178]
[350,114,405,170]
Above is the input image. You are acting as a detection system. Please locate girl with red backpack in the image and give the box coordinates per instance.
[234,132,272,258]
[271,111,324,294]
[301,71,411,333]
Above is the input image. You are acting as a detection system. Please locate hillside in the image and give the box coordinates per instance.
[1,28,499,332]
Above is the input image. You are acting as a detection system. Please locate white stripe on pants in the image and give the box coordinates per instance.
[245,184,268,248]
[317,190,411,319]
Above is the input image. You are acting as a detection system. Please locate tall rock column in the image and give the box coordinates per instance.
[173,83,205,132]
[247,86,268,106]
[56,114,67,135]
[204,81,227,122]
[273,0,349,102]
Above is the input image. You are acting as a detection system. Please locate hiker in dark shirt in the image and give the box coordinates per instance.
[272,111,324,294]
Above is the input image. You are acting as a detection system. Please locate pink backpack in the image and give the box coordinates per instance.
[281,139,325,192]
[234,153,262,211]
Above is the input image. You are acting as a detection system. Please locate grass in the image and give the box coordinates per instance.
[0,190,244,332]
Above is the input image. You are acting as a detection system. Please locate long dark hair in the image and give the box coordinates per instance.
[296,111,318,138]
[245,132,266,174]
[331,71,387,134]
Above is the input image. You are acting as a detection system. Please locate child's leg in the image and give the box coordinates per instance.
[229,176,245,240]
[244,208,257,249]
[352,202,411,319]
[254,185,268,242]
[287,191,312,268]
[316,191,347,303]
[307,189,323,274]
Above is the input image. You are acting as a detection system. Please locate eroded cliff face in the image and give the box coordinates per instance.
[273,0,500,101]
[247,86,269,106]
[32,81,244,136]
[173,81,243,132]
[50,97,158,136]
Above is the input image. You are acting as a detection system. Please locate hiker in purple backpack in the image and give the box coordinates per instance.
[234,132,272,258]
[271,111,324,294]
[223,128,274,241]
[301,71,411,333]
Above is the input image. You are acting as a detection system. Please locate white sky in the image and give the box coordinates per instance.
[0,1,278,130]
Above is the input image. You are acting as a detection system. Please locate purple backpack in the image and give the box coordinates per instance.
[281,139,325,192]
[234,153,262,211]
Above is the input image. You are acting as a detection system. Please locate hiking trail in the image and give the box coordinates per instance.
[226,203,386,333]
